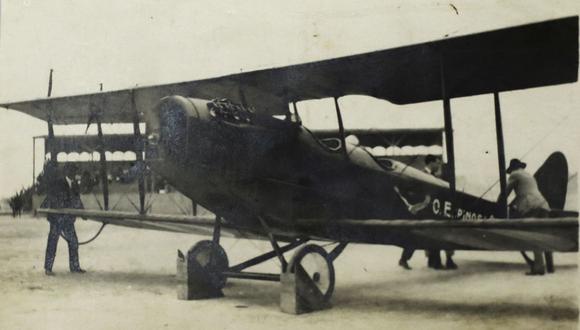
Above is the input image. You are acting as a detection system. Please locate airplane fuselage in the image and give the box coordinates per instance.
[146,96,499,239]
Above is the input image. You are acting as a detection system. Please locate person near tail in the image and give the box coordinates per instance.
[504,158,552,275]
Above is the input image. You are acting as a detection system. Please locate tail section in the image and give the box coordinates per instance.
[534,152,569,211]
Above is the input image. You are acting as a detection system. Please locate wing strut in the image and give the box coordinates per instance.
[91,85,110,211]
[212,216,222,245]
[95,114,110,210]
[333,97,347,157]
[130,90,146,214]
[494,92,508,217]
[32,136,37,188]
[440,58,457,217]
[46,69,56,162]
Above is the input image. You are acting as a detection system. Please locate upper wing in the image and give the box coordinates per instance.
[296,217,579,252]
[36,208,259,239]
[2,16,577,124]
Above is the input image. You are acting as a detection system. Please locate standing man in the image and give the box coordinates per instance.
[398,155,457,270]
[422,155,457,270]
[395,185,429,270]
[503,159,551,275]
[42,162,86,275]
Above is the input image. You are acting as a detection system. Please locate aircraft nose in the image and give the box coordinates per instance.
[158,97,189,157]
[151,96,208,162]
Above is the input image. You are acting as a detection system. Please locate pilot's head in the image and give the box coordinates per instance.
[345,135,360,146]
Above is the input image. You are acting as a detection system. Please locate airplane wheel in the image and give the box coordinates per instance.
[289,244,335,302]
[187,240,229,289]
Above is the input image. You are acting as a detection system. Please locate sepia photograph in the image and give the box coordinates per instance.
[0,1,578,329]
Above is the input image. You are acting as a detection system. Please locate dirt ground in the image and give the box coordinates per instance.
[0,215,577,330]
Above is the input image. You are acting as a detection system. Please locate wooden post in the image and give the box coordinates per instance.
[494,92,508,218]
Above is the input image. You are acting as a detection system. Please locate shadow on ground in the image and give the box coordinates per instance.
[38,258,577,319]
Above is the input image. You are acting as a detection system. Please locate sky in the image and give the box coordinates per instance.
[0,0,578,200]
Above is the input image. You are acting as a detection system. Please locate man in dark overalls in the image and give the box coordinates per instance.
[42,162,85,275]
[398,155,457,270]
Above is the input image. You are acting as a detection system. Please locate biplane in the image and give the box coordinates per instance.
[1,16,578,313]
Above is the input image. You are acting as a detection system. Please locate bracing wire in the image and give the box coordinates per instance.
[477,112,572,200]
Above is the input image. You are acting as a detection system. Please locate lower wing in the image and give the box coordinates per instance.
[36,208,258,239]
[37,208,578,251]
[295,218,579,252]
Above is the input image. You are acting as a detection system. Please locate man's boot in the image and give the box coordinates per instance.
[525,251,545,276]
[445,257,458,270]
[399,259,412,270]
[545,252,554,273]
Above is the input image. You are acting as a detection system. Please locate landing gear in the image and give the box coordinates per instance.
[187,240,229,289]
[176,215,347,314]
[176,216,229,300]
[289,244,335,302]
[280,244,336,314]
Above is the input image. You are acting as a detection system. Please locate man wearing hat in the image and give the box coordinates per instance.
[504,158,551,275]
[41,162,86,275]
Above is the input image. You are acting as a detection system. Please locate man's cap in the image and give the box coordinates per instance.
[506,158,526,174]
